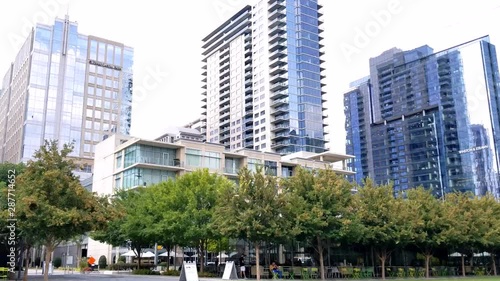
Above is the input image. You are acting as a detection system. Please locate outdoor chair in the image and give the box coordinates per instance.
[362,267,374,278]
[310,267,319,279]
[0,267,7,280]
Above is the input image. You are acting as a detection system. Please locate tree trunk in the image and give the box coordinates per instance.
[255,242,261,281]
[44,244,54,281]
[424,254,431,278]
[135,246,142,269]
[199,240,205,273]
[23,245,31,281]
[491,253,497,276]
[461,254,465,277]
[316,235,325,280]
[76,240,82,269]
[377,249,387,280]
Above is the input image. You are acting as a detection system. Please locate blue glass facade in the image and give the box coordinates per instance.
[277,0,325,154]
[0,16,133,165]
[345,37,500,198]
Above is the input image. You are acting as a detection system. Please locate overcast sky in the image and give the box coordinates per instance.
[1,0,500,153]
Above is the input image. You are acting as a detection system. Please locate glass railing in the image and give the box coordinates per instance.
[224,167,240,174]
[138,157,183,167]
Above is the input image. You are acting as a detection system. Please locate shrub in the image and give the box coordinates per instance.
[162,270,180,276]
[118,256,126,263]
[132,269,160,275]
[53,257,62,268]
[98,255,107,269]
[79,258,88,270]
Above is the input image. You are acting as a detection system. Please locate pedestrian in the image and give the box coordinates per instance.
[271,261,283,278]
[239,254,247,279]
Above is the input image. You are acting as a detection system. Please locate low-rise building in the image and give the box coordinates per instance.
[88,131,354,262]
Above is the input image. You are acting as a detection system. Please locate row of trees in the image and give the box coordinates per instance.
[0,141,117,281]
[94,166,500,280]
[2,141,500,281]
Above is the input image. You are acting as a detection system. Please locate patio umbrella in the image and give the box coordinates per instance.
[448,252,462,257]
[474,252,491,257]
[159,251,185,257]
[121,250,137,257]
[141,251,155,258]
[217,253,229,258]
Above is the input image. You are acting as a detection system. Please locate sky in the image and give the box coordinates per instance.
[1,0,500,153]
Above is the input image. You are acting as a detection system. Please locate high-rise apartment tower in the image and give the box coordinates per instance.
[201,0,327,155]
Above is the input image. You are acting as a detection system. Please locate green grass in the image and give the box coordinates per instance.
[396,277,500,281]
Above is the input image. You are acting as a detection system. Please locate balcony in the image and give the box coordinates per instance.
[270,56,287,68]
[271,105,289,115]
[270,82,288,92]
[270,65,287,76]
[271,140,291,149]
[271,98,288,106]
[272,132,290,141]
[270,89,288,99]
[224,167,240,175]
[269,48,287,60]
[269,41,287,52]
[269,73,288,84]
[269,6,285,20]
[271,114,289,124]
[269,25,286,37]
[271,124,290,132]
[138,157,184,171]
[269,16,286,29]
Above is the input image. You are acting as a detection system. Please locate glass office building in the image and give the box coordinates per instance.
[0,16,133,173]
[344,36,500,198]
[201,0,327,155]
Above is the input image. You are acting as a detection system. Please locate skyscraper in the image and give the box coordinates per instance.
[0,16,133,173]
[201,0,327,155]
[345,36,500,198]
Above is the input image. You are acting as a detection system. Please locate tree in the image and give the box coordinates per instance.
[213,167,289,280]
[405,187,446,278]
[92,187,154,269]
[16,140,113,281]
[441,192,476,277]
[173,169,234,273]
[283,167,354,280]
[351,179,414,279]
[145,179,186,271]
[471,194,500,276]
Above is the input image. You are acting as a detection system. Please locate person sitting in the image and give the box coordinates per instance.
[271,262,283,279]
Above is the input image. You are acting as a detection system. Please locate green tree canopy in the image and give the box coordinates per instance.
[351,179,414,279]
[405,186,446,278]
[17,140,113,281]
[283,167,354,280]
[213,167,288,280]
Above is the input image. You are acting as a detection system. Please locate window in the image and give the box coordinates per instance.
[248,158,262,172]
[114,175,121,189]
[115,154,122,169]
[186,149,202,167]
[204,151,220,169]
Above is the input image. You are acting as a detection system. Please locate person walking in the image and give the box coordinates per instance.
[239,254,247,279]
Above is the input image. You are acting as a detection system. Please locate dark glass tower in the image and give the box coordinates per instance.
[345,36,500,198]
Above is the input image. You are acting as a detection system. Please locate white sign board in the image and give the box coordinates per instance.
[179,261,199,281]
[222,261,239,280]
[66,256,73,265]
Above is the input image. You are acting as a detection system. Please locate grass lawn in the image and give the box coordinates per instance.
[405,278,500,281]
